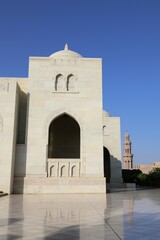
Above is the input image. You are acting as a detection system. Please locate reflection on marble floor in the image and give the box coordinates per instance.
[0,189,160,240]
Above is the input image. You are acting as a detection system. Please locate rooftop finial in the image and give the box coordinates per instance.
[125,131,130,141]
[125,131,129,136]
[64,43,69,50]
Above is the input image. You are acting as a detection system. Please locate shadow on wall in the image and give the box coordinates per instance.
[110,154,122,174]
[103,147,122,188]
[13,93,30,194]
[103,147,110,183]
[110,154,122,186]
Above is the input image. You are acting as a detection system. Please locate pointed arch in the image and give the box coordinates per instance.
[43,108,83,142]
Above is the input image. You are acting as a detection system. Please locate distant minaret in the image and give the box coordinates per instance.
[123,132,133,169]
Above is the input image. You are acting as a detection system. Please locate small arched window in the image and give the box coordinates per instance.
[67,74,75,91]
[55,74,64,91]
[103,125,107,136]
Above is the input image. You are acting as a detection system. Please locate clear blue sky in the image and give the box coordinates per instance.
[0,0,160,165]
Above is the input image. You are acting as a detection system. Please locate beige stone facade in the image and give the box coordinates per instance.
[134,162,160,174]
[0,45,123,194]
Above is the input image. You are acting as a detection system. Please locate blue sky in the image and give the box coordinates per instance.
[0,0,160,165]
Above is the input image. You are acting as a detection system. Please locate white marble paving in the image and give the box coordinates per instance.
[0,189,160,239]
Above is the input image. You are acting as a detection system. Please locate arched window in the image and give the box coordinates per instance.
[55,74,64,91]
[48,114,80,158]
[67,74,75,91]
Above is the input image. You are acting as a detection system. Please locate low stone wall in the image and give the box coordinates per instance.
[13,177,106,194]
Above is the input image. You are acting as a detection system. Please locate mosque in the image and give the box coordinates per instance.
[0,44,123,194]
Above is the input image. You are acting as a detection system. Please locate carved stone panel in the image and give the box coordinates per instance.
[47,159,80,178]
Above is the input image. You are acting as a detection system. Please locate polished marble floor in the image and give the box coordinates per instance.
[0,189,160,240]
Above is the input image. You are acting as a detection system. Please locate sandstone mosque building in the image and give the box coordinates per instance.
[0,44,123,194]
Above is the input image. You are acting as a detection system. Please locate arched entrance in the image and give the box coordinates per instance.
[103,147,111,183]
[48,114,80,158]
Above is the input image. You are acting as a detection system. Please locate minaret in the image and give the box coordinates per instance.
[123,132,133,169]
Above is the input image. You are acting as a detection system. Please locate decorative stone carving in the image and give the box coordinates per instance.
[70,162,80,177]
[71,166,76,177]
[0,83,9,92]
[60,165,68,177]
[50,165,57,177]
[47,159,80,178]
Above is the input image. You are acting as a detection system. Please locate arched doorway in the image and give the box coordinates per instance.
[48,114,80,158]
[103,147,111,183]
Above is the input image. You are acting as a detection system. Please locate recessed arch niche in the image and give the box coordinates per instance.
[55,74,64,91]
[67,74,75,91]
[48,113,80,158]
[103,147,111,183]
